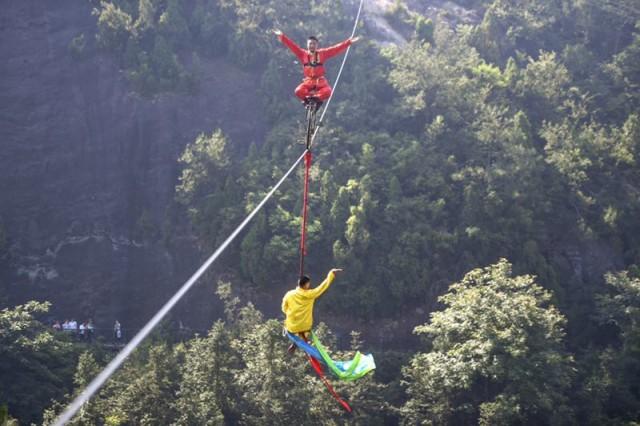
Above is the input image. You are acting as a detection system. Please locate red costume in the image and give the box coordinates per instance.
[278,33,352,102]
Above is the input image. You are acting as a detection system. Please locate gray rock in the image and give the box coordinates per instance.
[0,1,264,330]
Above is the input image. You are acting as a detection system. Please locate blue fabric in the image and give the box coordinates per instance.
[285,331,324,362]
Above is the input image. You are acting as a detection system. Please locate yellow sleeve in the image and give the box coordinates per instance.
[281,294,288,314]
[305,271,335,300]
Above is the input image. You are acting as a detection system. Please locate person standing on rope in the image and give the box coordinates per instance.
[272,29,360,109]
[282,269,343,353]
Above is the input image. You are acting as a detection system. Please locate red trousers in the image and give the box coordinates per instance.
[295,77,332,101]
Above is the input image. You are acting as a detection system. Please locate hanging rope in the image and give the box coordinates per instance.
[299,150,313,278]
[307,355,353,412]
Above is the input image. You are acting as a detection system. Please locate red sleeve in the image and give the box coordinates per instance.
[318,38,352,61]
[279,33,306,62]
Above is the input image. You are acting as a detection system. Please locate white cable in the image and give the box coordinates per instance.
[53,150,306,426]
[312,0,365,145]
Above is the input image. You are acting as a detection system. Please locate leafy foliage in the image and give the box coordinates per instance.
[168,0,640,325]
[578,271,640,423]
[43,282,392,424]
[401,259,574,424]
[0,302,77,424]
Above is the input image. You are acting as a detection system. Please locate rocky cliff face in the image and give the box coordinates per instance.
[364,0,480,45]
[0,1,266,330]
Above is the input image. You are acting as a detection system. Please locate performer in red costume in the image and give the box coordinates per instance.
[273,29,360,107]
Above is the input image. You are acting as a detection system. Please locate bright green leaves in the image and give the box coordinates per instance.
[543,113,640,242]
[41,282,387,424]
[175,322,232,424]
[598,271,640,352]
[575,271,640,424]
[177,129,231,206]
[94,1,133,52]
[93,0,217,95]
[605,22,640,115]
[0,302,77,424]
[402,259,574,425]
[387,26,484,125]
[176,130,239,250]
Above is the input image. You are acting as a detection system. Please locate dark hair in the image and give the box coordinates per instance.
[308,36,319,42]
[298,275,311,287]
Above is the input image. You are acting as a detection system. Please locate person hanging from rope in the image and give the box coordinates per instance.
[272,29,360,109]
[282,269,343,354]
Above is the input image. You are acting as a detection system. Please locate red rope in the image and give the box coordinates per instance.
[299,150,312,278]
[297,152,351,413]
[307,355,352,412]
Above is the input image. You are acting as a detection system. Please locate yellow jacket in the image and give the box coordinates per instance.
[282,271,336,333]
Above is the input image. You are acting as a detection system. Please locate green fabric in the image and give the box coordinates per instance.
[311,332,375,381]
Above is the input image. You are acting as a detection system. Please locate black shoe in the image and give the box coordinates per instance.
[287,343,297,355]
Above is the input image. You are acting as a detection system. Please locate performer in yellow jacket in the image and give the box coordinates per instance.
[282,268,342,353]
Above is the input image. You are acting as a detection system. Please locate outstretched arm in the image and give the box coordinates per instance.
[306,269,343,299]
[318,36,359,60]
[274,29,306,62]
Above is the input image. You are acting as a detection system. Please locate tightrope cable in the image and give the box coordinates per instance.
[53,151,306,425]
[311,0,364,146]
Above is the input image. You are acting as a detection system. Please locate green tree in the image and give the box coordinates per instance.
[514,51,571,121]
[158,0,189,43]
[135,0,159,33]
[43,351,107,425]
[543,113,640,252]
[0,405,18,426]
[175,321,236,423]
[402,260,574,425]
[114,343,181,425]
[605,22,640,116]
[191,0,229,55]
[473,0,567,63]
[384,0,414,37]
[94,1,133,52]
[0,302,76,424]
[150,34,185,89]
[176,129,237,248]
[415,16,434,44]
[582,271,640,423]
[177,129,231,205]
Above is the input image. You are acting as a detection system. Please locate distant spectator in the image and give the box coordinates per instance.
[87,319,95,342]
[62,319,71,331]
[69,319,78,333]
[79,322,86,340]
[52,320,62,331]
[114,320,122,341]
